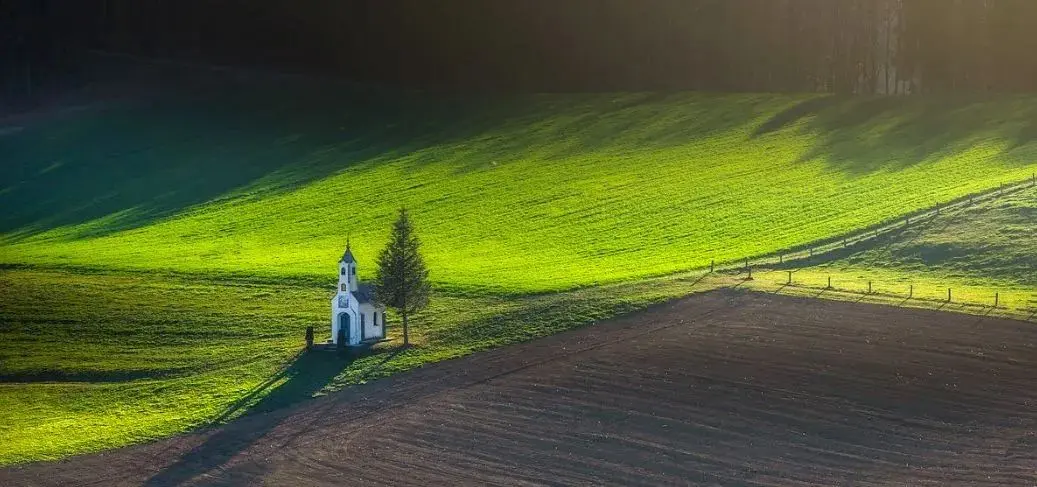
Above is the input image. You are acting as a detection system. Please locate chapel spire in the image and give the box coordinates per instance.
[341,237,356,264]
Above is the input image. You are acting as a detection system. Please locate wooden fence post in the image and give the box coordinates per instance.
[744,257,749,269]
[305,326,314,351]
[787,271,792,285]
[947,288,952,302]
[779,254,783,264]
[827,276,832,289]
[909,284,913,298]
[747,267,753,280]
[710,260,714,273]
[868,281,872,294]
[995,292,999,308]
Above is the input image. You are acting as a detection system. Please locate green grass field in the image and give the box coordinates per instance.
[0,266,727,464]
[744,184,1037,317]
[4,88,1037,292]
[3,83,1037,464]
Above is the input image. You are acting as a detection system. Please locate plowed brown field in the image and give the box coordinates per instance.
[4,290,1036,486]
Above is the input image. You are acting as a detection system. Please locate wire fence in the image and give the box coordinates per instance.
[700,174,1037,319]
[739,173,1037,270]
[744,269,1037,320]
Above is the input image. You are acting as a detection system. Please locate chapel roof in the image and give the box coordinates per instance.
[353,283,376,303]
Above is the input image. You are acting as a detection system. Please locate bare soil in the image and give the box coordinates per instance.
[4,289,1036,486]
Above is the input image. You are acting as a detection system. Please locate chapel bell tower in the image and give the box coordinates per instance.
[339,239,357,293]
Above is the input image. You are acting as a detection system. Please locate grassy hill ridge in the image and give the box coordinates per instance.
[4,88,1037,292]
[4,85,1037,464]
[757,183,1037,312]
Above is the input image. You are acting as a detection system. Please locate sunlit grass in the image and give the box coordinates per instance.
[0,267,731,465]
[743,185,1037,318]
[4,88,1037,465]
[4,92,1037,293]
[0,269,312,464]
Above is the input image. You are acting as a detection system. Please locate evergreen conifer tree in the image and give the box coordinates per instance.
[374,208,430,347]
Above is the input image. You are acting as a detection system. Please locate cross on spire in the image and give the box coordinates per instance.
[341,237,356,263]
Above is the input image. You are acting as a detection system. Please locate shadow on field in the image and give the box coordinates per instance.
[9,72,1037,244]
[766,185,1037,289]
[396,92,767,174]
[0,87,834,243]
[754,94,1037,174]
[0,76,549,242]
[0,367,194,384]
[142,349,356,487]
[10,77,743,242]
[752,95,841,137]
[425,295,609,346]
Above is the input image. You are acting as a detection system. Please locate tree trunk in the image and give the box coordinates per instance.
[402,309,409,346]
[884,6,892,95]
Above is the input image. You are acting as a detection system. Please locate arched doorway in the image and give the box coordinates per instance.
[337,313,351,344]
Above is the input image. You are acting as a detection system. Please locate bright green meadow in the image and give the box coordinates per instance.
[3,83,1037,464]
[0,266,726,465]
[4,87,1037,292]
[745,184,1037,317]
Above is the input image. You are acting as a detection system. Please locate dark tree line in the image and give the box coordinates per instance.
[6,0,1037,109]
[1,0,84,109]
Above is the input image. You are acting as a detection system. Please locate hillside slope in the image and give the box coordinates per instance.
[5,291,1036,486]
[4,85,1037,292]
[5,84,1037,464]
[831,185,1037,287]
[747,184,1037,314]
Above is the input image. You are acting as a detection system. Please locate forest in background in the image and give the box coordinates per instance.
[5,0,1037,109]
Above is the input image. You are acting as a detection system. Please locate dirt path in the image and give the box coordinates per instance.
[4,289,1036,486]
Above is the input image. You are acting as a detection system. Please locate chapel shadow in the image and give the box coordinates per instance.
[142,349,354,487]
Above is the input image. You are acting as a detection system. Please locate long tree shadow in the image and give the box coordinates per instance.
[10,83,754,242]
[7,75,750,243]
[9,72,1037,244]
[753,94,1037,174]
[142,349,355,487]
[406,91,774,175]
[752,95,840,138]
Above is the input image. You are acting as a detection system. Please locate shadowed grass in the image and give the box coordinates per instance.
[745,185,1037,318]
[0,266,732,465]
[4,88,1037,293]
[5,84,1037,465]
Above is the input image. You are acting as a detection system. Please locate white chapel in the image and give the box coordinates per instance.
[330,241,387,346]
